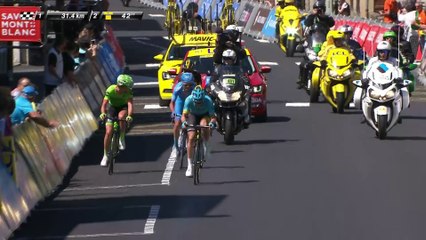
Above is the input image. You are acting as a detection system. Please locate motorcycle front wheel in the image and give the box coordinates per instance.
[286,39,295,57]
[224,118,234,145]
[336,92,345,114]
[377,115,388,139]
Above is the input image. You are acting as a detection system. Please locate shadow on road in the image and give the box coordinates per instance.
[259,116,291,123]
[401,115,426,120]
[211,150,244,153]
[232,139,299,145]
[384,136,426,141]
[12,195,229,239]
[200,166,245,169]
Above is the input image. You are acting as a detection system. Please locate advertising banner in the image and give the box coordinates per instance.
[237,3,254,27]
[261,9,277,38]
[250,7,269,33]
[0,6,41,42]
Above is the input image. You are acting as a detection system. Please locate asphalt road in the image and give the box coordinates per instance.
[11,1,426,240]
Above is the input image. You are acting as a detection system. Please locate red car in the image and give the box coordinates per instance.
[168,47,271,121]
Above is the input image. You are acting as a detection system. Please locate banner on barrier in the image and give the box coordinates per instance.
[250,7,269,33]
[261,9,277,38]
[351,21,363,42]
[237,2,254,27]
[363,25,380,57]
[357,23,371,47]
[104,25,125,70]
[98,42,121,83]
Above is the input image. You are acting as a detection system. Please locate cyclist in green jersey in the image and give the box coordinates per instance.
[99,74,134,167]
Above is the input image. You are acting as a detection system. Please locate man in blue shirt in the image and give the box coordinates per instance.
[10,86,59,128]
[181,86,217,177]
[169,72,195,155]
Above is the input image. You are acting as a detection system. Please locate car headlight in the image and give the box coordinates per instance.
[252,85,263,93]
[343,69,352,78]
[162,72,171,79]
[328,69,338,78]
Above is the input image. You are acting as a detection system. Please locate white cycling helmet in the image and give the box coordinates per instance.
[339,25,353,34]
[225,24,237,31]
[222,49,237,65]
[377,41,392,51]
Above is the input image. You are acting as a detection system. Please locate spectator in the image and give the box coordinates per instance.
[78,23,101,43]
[44,37,67,96]
[380,0,400,23]
[10,86,59,128]
[338,0,350,16]
[0,87,15,160]
[63,41,79,86]
[10,77,30,99]
[411,0,426,30]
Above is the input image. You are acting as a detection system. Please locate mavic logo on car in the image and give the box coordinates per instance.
[188,36,215,42]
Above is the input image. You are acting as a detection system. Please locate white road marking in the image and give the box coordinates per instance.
[132,38,166,50]
[285,102,310,107]
[15,232,150,239]
[144,104,167,109]
[144,205,161,234]
[36,205,151,212]
[145,63,160,68]
[258,61,279,66]
[295,62,301,66]
[161,151,177,185]
[134,82,158,86]
[63,183,163,191]
[254,39,270,43]
[163,36,170,40]
[132,37,151,40]
[149,14,165,17]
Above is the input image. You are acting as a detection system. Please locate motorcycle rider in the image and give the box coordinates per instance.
[275,0,286,39]
[383,30,415,66]
[339,24,366,61]
[213,25,246,66]
[276,0,303,42]
[318,30,352,61]
[210,49,251,128]
[304,1,335,36]
[183,2,205,33]
[362,41,400,87]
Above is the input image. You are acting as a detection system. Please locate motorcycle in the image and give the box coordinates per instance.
[299,26,326,99]
[311,47,362,113]
[208,65,249,145]
[278,6,306,57]
[352,61,411,139]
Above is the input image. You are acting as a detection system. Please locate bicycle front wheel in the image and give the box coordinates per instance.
[193,140,202,185]
[108,132,119,175]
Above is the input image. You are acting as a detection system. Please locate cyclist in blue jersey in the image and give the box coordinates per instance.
[169,72,196,155]
[181,86,217,177]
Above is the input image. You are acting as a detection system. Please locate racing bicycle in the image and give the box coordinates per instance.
[165,0,183,38]
[184,124,212,185]
[217,0,235,30]
[102,117,128,175]
[177,128,188,170]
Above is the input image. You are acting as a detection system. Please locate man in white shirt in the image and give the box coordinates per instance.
[44,38,67,96]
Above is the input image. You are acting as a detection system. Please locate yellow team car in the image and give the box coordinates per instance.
[153,34,217,106]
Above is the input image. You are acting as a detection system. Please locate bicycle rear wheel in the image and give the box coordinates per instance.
[108,132,119,175]
[193,139,201,185]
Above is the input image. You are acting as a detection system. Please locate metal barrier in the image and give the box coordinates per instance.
[0,25,125,239]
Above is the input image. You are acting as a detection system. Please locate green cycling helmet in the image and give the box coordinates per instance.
[383,31,397,39]
[117,74,134,89]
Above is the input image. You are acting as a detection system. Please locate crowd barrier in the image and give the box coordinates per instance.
[139,0,426,84]
[0,25,125,239]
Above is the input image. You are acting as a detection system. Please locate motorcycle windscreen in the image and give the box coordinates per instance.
[327,48,352,68]
[309,32,326,54]
[217,65,245,92]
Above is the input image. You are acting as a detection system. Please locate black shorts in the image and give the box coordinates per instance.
[107,104,128,119]
[187,112,210,131]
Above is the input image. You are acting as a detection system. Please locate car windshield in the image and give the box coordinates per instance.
[167,46,197,60]
[185,54,256,74]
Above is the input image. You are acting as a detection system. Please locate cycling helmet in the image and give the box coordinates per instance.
[339,25,353,35]
[181,72,195,84]
[377,41,392,51]
[192,85,205,103]
[285,0,295,3]
[383,30,397,40]
[117,74,134,89]
[222,49,237,65]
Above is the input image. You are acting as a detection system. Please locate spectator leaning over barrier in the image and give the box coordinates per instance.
[10,77,31,99]
[10,86,59,128]
[380,0,400,23]
[337,0,350,16]
[304,1,335,36]
[44,37,67,97]
[63,41,79,86]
